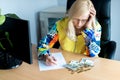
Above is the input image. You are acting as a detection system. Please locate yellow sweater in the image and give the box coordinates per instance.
[57,17,86,54]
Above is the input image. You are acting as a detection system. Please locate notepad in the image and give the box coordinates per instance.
[38,52,66,71]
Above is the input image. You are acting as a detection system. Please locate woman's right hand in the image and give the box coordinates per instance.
[45,54,57,66]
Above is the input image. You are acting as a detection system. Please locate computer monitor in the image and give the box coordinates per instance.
[0,17,32,69]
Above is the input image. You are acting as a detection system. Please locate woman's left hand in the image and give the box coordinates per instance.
[85,6,96,28]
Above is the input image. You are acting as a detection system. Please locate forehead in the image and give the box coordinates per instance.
[73,12,89,19]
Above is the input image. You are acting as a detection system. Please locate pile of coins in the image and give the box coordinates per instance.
[64,58,94,74]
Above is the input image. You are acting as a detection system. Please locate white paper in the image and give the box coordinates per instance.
[38,52,66,71]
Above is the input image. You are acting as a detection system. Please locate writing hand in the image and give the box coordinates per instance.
[45,55,57,66]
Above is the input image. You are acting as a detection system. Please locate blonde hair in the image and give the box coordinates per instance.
[67,0,96,41]
[68,0,93,19]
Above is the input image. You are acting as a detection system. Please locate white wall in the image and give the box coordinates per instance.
[57,0,67,6]
[0,0,57,44]
[111,0,120,60]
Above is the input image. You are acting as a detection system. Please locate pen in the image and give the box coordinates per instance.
[47,50,51,56]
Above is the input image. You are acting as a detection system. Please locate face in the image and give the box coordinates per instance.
[72,12,89,30]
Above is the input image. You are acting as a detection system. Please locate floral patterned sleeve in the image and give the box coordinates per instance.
[82,20,102,57]
[37,24,59,59]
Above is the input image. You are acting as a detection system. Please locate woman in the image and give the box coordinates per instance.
[38,0,101,66]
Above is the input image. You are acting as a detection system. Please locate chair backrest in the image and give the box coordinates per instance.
[66,0,111,43]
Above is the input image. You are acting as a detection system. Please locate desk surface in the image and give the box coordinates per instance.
[0,45,120,80]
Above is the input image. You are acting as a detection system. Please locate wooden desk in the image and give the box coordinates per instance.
[0,45,120,80]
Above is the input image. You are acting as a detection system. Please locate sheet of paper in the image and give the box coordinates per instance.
[38,52,66,71]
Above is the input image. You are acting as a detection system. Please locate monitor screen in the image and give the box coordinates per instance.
[0,17,32,69]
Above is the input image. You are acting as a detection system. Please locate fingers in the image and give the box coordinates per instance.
[52,56,57,61]
[90,6,96,17]
[45,56,57,66]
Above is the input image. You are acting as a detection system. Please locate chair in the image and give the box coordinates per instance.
[66,0,116,59]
